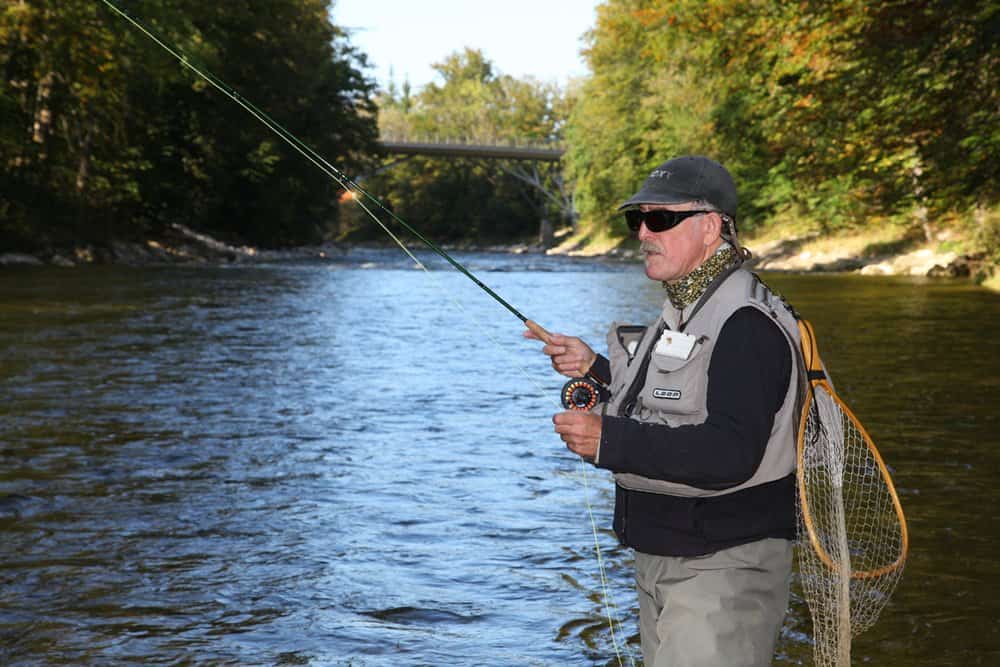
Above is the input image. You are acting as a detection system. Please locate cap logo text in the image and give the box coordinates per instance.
[650,169,673,179]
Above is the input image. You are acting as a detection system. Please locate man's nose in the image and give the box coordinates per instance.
[637,222,652,241]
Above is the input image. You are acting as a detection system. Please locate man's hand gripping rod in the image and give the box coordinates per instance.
[525,320,606,412]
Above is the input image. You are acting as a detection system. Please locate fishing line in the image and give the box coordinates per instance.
[394,256,634,665]
[98,2,634,662]
[98,0,527,324]
[421,271,634,666]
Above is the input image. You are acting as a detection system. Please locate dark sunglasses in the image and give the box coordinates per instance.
[624,209,711,233]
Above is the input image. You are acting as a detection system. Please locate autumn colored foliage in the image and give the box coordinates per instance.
[566,0,999,244]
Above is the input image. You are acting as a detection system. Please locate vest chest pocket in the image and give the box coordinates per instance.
[607,322,650,396]
[641,337,711,418]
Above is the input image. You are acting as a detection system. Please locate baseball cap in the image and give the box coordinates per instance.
[618,155,738,219]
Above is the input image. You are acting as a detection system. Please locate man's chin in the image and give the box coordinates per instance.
[643,257,660,280]
[644,255,676,281]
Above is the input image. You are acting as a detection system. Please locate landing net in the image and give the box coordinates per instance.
[795,320,908,666]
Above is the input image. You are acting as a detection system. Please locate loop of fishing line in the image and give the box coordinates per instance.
[98,2,634,662]
[412,263,634,666]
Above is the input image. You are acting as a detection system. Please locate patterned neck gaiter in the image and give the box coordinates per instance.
[664,243,741,310]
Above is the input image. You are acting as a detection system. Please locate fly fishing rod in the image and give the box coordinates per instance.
[96,5,635,661]
[97,2,555,330]
[96,0,606,411]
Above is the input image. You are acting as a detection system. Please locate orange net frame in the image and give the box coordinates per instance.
[795,320,909,666]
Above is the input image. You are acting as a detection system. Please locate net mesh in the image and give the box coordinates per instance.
[796,382,907,666]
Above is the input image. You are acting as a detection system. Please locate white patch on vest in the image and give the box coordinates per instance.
[654,330,698,359]
[653,388,682,400]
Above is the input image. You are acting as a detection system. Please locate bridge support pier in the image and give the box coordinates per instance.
[539,218,554,249]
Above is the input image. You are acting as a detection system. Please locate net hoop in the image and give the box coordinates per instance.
[795,380,910,579]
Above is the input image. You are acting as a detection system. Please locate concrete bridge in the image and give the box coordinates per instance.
[373,137,574,246]
[378,139,565,162]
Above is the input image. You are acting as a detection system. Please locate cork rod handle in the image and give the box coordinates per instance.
[524,319,554,345]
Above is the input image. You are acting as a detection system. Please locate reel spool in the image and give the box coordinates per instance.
[561,378,601,411]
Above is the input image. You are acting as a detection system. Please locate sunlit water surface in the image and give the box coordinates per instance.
[1,249,998,665]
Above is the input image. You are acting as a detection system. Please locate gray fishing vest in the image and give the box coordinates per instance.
[602,268,804,498]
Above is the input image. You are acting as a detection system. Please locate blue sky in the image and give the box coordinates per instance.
[332,0,602,91]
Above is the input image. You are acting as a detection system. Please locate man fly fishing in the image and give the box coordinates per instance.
[526,156,803,667]
[99,5,907,663]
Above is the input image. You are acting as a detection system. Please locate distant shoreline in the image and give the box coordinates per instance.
[2,225,994,291]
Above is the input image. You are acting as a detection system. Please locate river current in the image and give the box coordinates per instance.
[1,249,998,665]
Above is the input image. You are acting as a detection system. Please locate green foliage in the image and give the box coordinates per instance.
[6,0,997,268]
[0,0,379,250]
[349,48,572,244]
[973,206,1000,268]
[565,0,1000,250]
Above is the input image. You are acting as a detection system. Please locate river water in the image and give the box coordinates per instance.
[1,249,997,666]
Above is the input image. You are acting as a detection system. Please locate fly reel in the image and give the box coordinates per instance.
[561,377,603,411]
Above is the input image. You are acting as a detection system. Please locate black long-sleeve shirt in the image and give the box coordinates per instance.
[592,306,797,556]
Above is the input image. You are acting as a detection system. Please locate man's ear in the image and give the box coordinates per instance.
[702,212,723,244]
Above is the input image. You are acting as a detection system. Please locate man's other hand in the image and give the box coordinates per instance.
[553,411,602,461]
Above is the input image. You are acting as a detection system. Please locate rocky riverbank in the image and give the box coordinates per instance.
[0,223,340,267]
[550,228,988,281]
[744,234,986,279]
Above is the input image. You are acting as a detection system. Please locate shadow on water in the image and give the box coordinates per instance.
[1,256,998,665]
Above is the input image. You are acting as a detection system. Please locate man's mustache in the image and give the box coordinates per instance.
[640,241,661,254]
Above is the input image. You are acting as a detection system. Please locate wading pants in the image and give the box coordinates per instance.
[635,538,793,667]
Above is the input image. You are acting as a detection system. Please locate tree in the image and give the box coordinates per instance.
[564,0,999,244]
[0,0,380,251]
